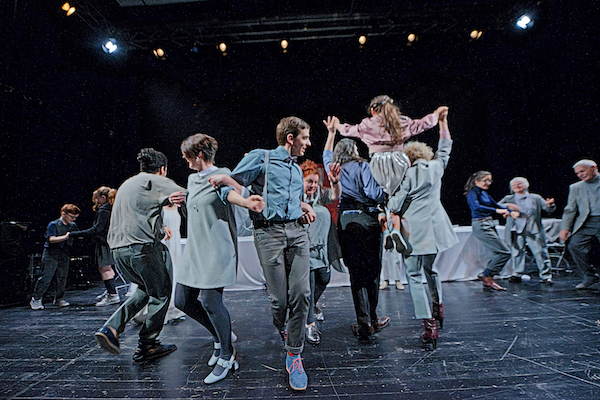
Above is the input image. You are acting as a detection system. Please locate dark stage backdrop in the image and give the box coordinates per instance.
[1,1,598,245]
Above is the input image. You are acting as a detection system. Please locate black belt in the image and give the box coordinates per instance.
[253,219,299,229]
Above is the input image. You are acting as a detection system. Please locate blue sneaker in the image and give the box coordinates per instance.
[286,352,308,391]
[94,326,121,354]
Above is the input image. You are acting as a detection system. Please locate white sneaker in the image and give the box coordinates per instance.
[95,290,108,301]
[95,293,120,306]
[55,299,70,307]
[379,280,389,290]
[30,297,44,310]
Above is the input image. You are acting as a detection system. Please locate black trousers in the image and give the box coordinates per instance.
[338,210,382,326]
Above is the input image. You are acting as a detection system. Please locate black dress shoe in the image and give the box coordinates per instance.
[372,316,390,332]
[94,326,121,354]
[508,275,522,283]
[132,342,177,362]
[351,323,374,340]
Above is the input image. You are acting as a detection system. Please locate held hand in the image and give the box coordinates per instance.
[299,203,317,224]
[208,174,232,188]
[168,191,186,206]
[327,162,341,184]
[323,116,339,134]
[506,203,521,211]
[546,197,555,207]
[245,195,266,213]
[510,211,520,219]
[559,229,571,243]
[434,106,449,118]
[497,208,510,218]
[163,226,173,241]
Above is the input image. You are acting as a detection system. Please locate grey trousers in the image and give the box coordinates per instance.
[253,221,310,354]
[472,219,511,276]
[568,216,600,278]
[405,254,441,319]
[510,231,552,279]
[106,243,173,346]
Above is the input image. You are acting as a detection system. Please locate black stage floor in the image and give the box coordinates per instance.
[2,273,600,399]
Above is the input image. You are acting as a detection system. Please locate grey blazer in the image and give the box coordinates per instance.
[500,192,556,246]
[388,138,459,255]
[560,180,594,234]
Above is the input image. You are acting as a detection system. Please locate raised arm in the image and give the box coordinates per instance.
[438,108,450,140]
[323,116,338,152]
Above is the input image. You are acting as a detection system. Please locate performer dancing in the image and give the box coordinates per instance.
[70,186,121,306]
[559,159,600,289]
[331,95,447,252]
[94,148,186,362]
[465,171,519,291]
[323,116,390,341]
[299,159,342,345]
[175,133,264,384]
[387,110,458,349]
[30,204,80,310]
[500,177,556,285]
[209,117,315,391]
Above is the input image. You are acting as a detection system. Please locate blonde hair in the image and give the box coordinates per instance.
[108,189,117,205]
[403,141,433,164]
[93,186,112,211]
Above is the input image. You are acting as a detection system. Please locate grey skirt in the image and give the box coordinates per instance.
[369,150,410,196]
[95,244,115,267]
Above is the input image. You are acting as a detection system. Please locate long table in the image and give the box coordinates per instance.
[181,219,562,290]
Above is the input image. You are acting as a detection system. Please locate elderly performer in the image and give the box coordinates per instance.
[387,109,458,350]
[500,178,556,285]
[559,159,600,289]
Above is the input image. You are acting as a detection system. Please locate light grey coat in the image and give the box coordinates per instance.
[388,138,459,255]
[560,180,595,234]
[500,192,556,246]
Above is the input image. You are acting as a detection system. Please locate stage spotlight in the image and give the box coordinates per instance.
[503,1,547,43]
[153,48,166,60]
[470,30,483,40]
[62,2,76,16]
[516,15,533,29]
[358,35,367,45]
[407,33,417,46]
[101,38,118,54]
[218,42,228,55]
[280,39,289,50]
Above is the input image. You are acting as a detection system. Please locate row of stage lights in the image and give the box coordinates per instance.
[60,3,536,58]
[141,31,486,60]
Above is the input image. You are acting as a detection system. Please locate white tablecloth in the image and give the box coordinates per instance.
[181,219,562,290]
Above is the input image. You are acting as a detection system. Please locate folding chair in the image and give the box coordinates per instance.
[113,263,130,292]
[546,242,571,275]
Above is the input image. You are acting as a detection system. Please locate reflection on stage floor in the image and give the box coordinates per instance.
[1,272,599,399]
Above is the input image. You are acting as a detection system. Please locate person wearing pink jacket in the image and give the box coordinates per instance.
[332,95,447,255]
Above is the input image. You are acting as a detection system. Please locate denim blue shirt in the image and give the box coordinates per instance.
[467,186,506,219]
[323,150,385,208]
[223,146,304,221]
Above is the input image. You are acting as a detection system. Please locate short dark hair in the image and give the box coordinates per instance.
[276,117,310,146]
[181,133,218,163]
[137,148,168,173]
